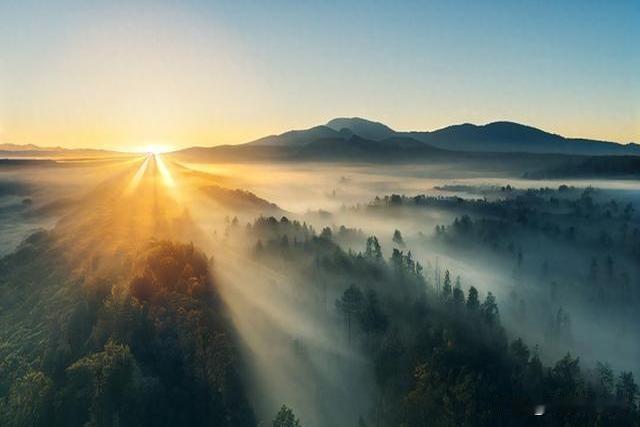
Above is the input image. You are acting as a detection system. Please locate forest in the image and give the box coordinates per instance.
[2,1,638,424]
[2,207,637,425]
[0,236,254,426]
[0,157,638,427]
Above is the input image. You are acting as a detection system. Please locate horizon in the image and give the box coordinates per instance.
[1,3,639,424]
[1,1,638,151]
[1,116,638,153]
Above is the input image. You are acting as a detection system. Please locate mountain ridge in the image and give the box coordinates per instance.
[0,144,132,158]
[346,118,639,155]
[326,117,396,141]
[0,143,65,151]
[3,118,638,158]
[174,117,638,160]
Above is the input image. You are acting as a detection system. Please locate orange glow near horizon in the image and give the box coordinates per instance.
[1,1,638,150]
[133,144,173,155]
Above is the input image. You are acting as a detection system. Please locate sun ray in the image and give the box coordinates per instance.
[125,155,150,195]
[154,153,175,188]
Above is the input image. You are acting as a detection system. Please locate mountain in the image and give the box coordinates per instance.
[0,143,128,158]
[173,119,448,162]
[6,118,637,163]
[0,143,64,151]
[248,125,341,146]
[329,117,639,155]
[172,117,639,165]
[405,121,640,155]
[293,135,445,161]
[173,133,447,163]
[247,118,396,148]
[326,117,396,141]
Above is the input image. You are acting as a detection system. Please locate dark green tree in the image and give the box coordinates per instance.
[64,340,136,426]
[596,361,615,398]
[466,286,480,310]
[358,290,388,335]
[452,287,465,307]
[336,285,364,344]
[0,370,53,427]
[392,229,405,247]
[441,270,452,300]
[273,405,302,427]
[616,372,639,409]
[549,353,583,406]
[391,249,404,274]
[365,236,383,261]
[415,262,424,281]
[510,338,530,368]
[320,227,332,240]
[480,292,499,325]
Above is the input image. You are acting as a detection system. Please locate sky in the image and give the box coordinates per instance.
[0,0,638,151]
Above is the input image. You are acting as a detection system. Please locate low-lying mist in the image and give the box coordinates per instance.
[1,156,638,426]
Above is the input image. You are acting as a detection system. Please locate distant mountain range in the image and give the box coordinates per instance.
[0,144,129,158]
[256,117,639,155]
[2,118,638,161]
[172,117,639,163]
[396,120,638,155]
[0,143,65,151]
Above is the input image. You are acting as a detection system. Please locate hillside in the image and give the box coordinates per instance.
[333,117,640,155]
[326,117,396,141]
[0,144,129,158]
[4,119,637,162]
[172,117,639,164]
[172,134,448,163]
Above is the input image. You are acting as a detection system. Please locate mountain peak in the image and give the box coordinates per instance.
[0,143,64,151]
[176,117,639,159]
[483,120,555,134]
[326,117,396,141]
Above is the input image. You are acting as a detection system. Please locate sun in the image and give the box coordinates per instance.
[134,144,172,155]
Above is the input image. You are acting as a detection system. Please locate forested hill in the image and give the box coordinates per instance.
[239,216,640,426]
[1,215,639,426]
[0,234,255,426]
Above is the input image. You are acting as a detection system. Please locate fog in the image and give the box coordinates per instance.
[183,161,640,214]
[179,161,640,423]
[1,157,638,425]
[174,162,639,383]
[211,246,373,426]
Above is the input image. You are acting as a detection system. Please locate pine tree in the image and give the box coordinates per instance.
[392,229,405,247]
[481,292,499,325]
[466,286,480,310]
[336,285,364,344]
[365,236,383,261]
[416,262,424,280]
[596,361,615,398]
[441,270,452,300]
[616,372,639,409]
[359,290,388,335]
[273,405,302,427]
[452,287,465,307]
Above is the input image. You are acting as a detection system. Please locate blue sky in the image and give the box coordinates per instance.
[0,0,638,149]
